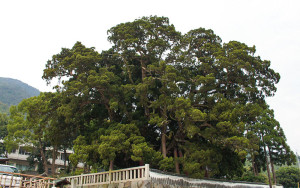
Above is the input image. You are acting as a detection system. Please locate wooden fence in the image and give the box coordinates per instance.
[65,164,150,187]
[2,164,279,188]
[0,171,56,188]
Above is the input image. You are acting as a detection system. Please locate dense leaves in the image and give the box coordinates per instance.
[4,93,74,175]
[4,16,295,182]
[0,113,8,155]
[0,113,8,139]
[276,166,300,188]
[235,170,267,183]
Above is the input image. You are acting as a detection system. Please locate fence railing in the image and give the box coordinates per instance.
[65,164,150,187]
[0,171,56,188]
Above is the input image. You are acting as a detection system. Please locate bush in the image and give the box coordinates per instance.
[235,170,267,183]
[276,166,300,188]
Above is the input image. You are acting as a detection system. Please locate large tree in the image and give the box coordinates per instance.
[41,16,291,180]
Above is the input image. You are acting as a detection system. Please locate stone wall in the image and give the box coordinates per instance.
[149,171,282,188]
[68,178,281,188]
[150,177,276,188]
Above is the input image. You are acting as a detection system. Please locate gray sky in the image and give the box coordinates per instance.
[0,0,299,153]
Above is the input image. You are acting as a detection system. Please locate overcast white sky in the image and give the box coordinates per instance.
[0,0,299,153]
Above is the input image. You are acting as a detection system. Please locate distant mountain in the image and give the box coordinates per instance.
[0,77,40,109]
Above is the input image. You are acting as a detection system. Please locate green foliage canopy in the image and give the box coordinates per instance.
[2,15,288,180]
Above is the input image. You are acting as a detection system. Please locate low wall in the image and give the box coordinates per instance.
[64,165,282,188]
[67,179,281,188]
[149,171,282,188]
[67,177,281,188]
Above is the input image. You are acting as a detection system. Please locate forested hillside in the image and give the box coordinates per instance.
[0,77,40,108]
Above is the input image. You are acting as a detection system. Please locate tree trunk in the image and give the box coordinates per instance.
[161,125,167,158]
[39,140,48,174]
[205,166,209,178]
[264,147,272,188]
[141,60,149,117]
[251,154,258,176]
[51,145,58,176]
[109,160,114,171]
[270,158,276,185]
[63,147,67,168]
[268,146,276,185]
[252,161,257,176]
[178,150,183,158]
[262,135,272,188]
[178,149,188,175]
[141,60,146,82]
[98,89,115,120]
[122,57,134,84]
[255,163,259,176]
[139,160,144,166]
[174,147,180,174]
[144,105,150,117]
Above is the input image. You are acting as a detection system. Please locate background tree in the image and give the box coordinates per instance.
[4,105,29,154]
[276,166,300,188]
[251,107,296,186]
[0,113,8,139]
[264,113,296,185]
[4,92,72,175]
[0,113,8,155]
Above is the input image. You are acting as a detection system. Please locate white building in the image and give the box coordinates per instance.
[0,139,83,173]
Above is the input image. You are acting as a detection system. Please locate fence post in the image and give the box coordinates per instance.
[109,170,112,184]
[71,178,76,188]
[145,164,150,180]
